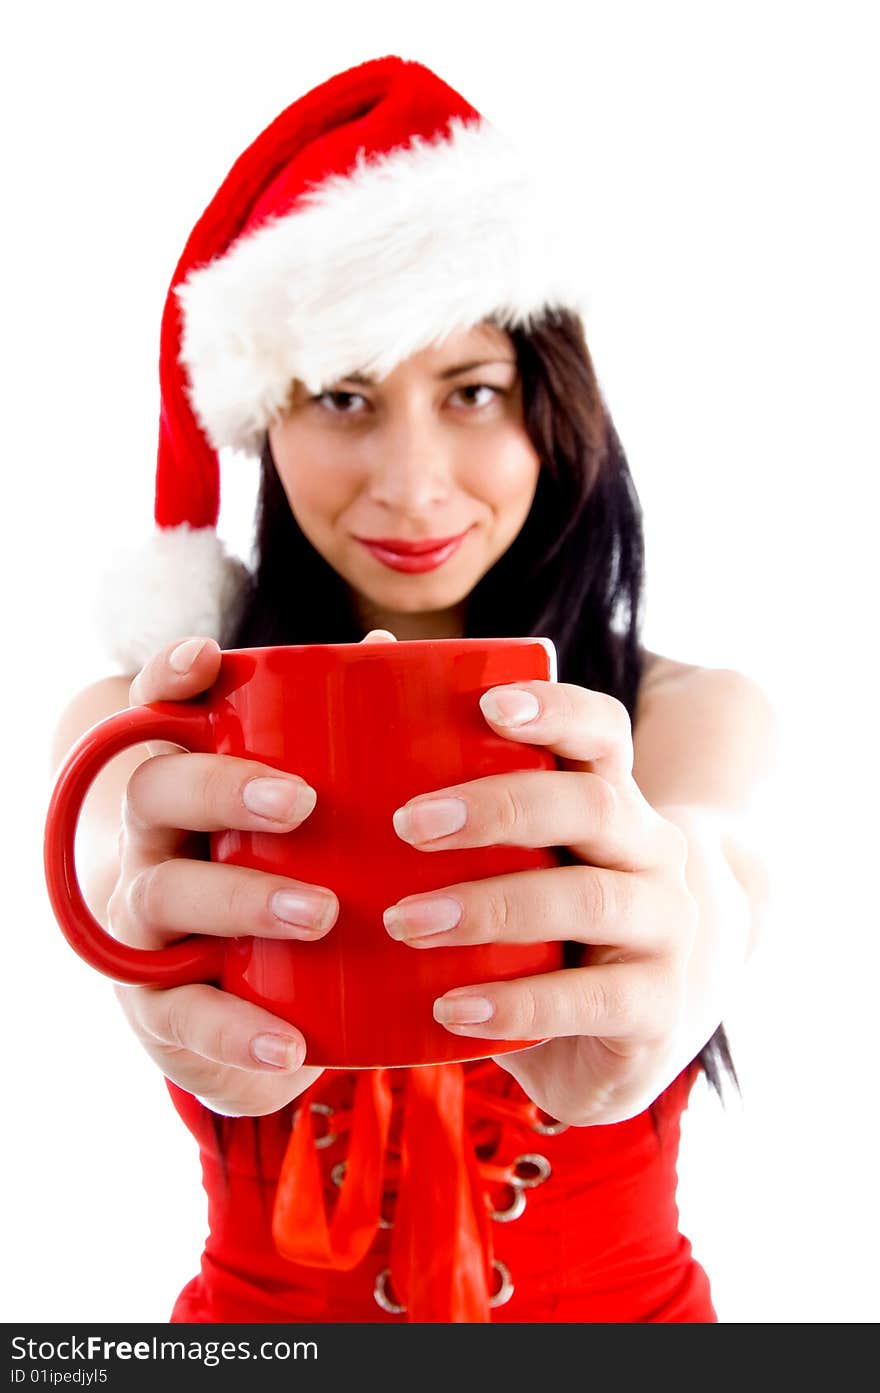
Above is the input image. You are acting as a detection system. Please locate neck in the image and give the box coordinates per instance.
[353,596,467,642]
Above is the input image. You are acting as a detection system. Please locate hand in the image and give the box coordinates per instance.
[110,628,397,1117]
[382,679,699,1126]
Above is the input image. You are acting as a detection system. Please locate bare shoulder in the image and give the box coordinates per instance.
[638,647,703,697]
[633,648,779,813]
[48,674,135,775]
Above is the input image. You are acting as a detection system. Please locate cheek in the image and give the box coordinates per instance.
[273,443,354,524]
[477,437,540,509]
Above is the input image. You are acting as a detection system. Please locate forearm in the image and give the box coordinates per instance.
[655,802,763,1069]
[48,677,153,931]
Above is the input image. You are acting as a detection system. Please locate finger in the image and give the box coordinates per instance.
[122,751,317,860]
[113,858,339,950]
[392,767,666,871]
[431,962,679,1043]
[129,635,223,758]
[361,629,398,642]
[119,980,312,1074]
[476,679,634,786]
[382,863,681,955]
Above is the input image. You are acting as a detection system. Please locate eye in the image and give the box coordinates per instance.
[452,384,503,408]
[309,384,505,416]
[310,390,367,415]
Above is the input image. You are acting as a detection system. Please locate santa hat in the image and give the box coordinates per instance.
[96,54,591,673]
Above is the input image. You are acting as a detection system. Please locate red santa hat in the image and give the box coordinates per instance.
[96,54,590,672]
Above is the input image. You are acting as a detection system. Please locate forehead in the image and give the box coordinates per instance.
[429,320,514,357]
[344,321,516,385]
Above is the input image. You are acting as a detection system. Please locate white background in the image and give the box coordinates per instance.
[3,0,878,1324]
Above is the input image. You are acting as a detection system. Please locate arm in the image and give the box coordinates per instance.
[47,650,328,1115]
[632,664,780,1065]
[48,674,150,926]
[379,655,781,1124]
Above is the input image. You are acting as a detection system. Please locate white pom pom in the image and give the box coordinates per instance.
[92,525,252,675]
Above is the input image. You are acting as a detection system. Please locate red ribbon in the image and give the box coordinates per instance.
[272,1063,493,1321]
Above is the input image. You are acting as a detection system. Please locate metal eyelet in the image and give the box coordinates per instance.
[532,1113,569,1136]
[489,1259,514,1308]
[373,1267,406,1314]
[373,1260,513,1314]
[488,1183,527,1223]
[333,1161,394,1227]
[291,1100,337,1149]
[511,1153,551,1188]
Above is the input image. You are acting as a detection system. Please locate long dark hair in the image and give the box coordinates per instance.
[211,308,737,1166]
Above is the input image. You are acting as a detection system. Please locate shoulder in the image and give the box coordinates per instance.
[632,648,779,813]
[638,647,706,700]
[637,646,777,733]
[48,674,134,775]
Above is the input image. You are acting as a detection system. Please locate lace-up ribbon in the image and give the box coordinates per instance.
[271,1060,547,1322]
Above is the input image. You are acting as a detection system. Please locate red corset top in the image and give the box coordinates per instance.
[166,1058,712,1324]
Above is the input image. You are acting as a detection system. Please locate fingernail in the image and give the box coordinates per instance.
[433,993,495,1025]
[384,896,463,940]
[393,797,467,843]
[272,888,337,932]
[169,637,209,674]
[250,1033,304,1069]
[243,778,317,822]
[480,688,540,726]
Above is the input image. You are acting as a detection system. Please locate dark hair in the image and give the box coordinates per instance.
[210,308,737,1167]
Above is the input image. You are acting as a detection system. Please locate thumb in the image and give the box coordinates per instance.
[129,635,223,758]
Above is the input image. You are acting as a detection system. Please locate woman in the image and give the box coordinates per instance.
[50,55,776,1322]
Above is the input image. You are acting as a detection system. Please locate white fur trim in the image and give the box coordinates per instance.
[177,117,590,456]
[93,525,252,675]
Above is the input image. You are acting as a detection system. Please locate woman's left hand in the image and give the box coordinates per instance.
[383,678,700,1126]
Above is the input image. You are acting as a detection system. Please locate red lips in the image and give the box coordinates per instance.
[355,529,472,574]
[355,532,469,555]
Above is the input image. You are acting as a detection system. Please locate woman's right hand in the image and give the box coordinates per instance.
[109,628,398,1117]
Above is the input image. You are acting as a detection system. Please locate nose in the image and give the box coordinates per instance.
[365,415,453,512]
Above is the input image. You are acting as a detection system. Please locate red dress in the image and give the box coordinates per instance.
[166,1056,715,1323]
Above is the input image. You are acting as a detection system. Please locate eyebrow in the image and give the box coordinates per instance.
[340,358,517,385]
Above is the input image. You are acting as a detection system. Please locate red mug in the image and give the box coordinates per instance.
[44,637,565,1068]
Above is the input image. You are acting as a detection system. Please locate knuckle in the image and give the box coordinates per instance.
[106,883,130,939]
[161,989,194,1053]
[579,971,631,1030]
[483,889,512,943]
[154,985,242,1070]
[610,697,634,767]
[129,648,165,706]
[225,872,256,932]
[495,781,527,837]
[190,1062,230,1104]
[511,982,541,1036]
[202,756,233,819]
[588,774,618,834]
[649,967,685,1039]
[648,883,692,959]
[212,1019,240,1068]
[121,767,146,829]
[606,693,632,738]
[578,866,615,927]
[127,864,162,932]
[123,756,165,833]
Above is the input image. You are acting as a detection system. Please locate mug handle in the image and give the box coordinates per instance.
[44,702,225,986]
